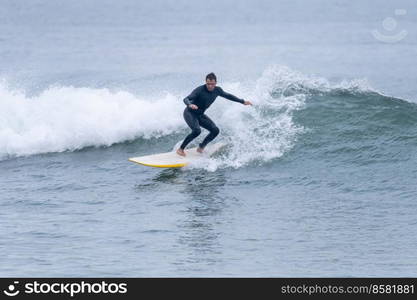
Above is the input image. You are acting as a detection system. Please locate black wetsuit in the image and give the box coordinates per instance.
[180,85,244,149]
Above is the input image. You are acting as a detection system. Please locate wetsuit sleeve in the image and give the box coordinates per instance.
[218,87,244,104]
[183,87,200,106]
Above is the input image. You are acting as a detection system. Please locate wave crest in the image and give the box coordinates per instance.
[1,65,411,170]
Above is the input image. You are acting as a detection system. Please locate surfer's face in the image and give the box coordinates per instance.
[206,79,216,91]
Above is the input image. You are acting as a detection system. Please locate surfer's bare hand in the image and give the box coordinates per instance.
[243,100,253,106]
[189,104,198,110]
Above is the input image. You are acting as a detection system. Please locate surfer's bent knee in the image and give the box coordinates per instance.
[192,128,202,136]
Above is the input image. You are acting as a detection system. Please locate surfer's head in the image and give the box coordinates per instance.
[205,72,217,91]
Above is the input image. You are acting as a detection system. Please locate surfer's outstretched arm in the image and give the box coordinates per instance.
[218,87,244,103]
[218,87,252,106]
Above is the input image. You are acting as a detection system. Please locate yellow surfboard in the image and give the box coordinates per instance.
[128,142,226,168]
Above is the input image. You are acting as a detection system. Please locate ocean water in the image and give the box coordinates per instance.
[1,0,417,276]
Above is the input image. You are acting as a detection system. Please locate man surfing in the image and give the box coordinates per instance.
[177,73,252,156]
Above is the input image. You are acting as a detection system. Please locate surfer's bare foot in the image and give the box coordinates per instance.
[197,147,204,153]
[176,148,186,157]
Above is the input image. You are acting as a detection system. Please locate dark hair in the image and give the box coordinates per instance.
[206,72,217,82]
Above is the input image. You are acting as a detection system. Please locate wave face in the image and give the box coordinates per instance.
[1,66,416,170]
[288,74,417,168]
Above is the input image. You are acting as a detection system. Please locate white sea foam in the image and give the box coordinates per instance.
[0,82,184,159]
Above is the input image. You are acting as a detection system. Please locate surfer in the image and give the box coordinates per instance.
[177,73,252,156]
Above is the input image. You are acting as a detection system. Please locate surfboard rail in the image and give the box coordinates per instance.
[128,142,225,168]
[128,159,186,168]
